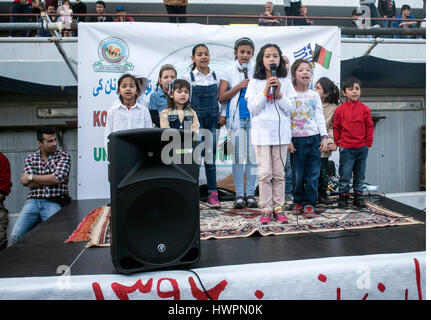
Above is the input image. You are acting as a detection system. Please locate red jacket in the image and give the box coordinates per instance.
[333,100,374,148]
[0,153,12,197]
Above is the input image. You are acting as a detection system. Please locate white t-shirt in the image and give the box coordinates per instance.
[245,77,296,146]
[104,100,153,149]
[291,89,327,138]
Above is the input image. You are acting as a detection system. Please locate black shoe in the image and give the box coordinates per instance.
[318,194,331,205]
[233,196,245,209]
[338,195,348,209]
[245,195,258,208]
[354,194,366,208]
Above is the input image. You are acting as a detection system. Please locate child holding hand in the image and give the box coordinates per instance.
[289,59,328,218]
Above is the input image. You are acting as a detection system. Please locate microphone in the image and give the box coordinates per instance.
[241,63,248,79]
[269,63,277,99]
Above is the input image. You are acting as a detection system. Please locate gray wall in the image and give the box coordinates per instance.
[0,95,77,214]
[361,96,425,193]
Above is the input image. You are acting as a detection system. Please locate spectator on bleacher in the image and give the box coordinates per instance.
[72,0,87,22]
[37,4,57,37]
[9,0,40,37]
[344,9,372,38]
[164,0,188,23]
[89,0,112,22]
[360,0,380,26]
[294,5,312,25]
[114,5,134,22]
[284,0,302,26]
[10,126,71,245]
[378,0,396,28]
[0,153,12,251]
[393,4,418,38]
[259,1,283,26]
[58,0,73,37]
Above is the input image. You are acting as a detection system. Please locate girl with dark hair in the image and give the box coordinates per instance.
[314,77,341,204]
[160,79,199,133]
[104,73,153,150]
[289,59,328,218]
[218,37,258,209]
[245,44,296,224]
[183,44,221,208]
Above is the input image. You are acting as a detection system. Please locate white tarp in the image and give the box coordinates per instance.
[77,22,340,200]
[0,252,425,300]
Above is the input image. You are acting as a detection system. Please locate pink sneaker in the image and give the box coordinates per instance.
[207,192,221,208]
[292,203,303,215]
[273,206,288,223]
[259,210,272,224]
[303,205,316,219]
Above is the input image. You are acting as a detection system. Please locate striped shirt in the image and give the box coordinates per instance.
[24,149,71,199]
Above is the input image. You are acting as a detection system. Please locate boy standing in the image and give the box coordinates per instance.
[333,77,374,209]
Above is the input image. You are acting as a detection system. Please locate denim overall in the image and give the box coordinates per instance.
[167,113,193,131]
[190,71,219,193]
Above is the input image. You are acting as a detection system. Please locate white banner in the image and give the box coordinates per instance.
[0,252,425,300]
[77,22,340,200]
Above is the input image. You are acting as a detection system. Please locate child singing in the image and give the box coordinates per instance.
[289,59,328,218]
[104,73,153,150]
[218,37,258,209]
[245,43,296,224]
[183,44,222,208]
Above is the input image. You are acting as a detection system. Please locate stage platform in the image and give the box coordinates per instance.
[0,195,426,300]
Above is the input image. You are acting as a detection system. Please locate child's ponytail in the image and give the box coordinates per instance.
[316,77,342,105]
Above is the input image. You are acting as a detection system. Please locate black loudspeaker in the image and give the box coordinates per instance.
[108,128,200,274]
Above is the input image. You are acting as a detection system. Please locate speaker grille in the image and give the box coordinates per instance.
[117,181,198,265]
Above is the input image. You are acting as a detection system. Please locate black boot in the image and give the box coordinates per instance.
[318,193,331,205]
[354,193,366,208]
[338,194,349,209]
[233,196,245,209]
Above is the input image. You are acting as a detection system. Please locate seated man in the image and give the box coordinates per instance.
[114,5,134,22]
[37,4,57,37]
[10,126,71,245]
[393,4,418,38]
[89,0,112,22]
[259,1,283,26]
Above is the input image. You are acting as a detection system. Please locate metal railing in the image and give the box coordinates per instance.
[0,12,426,25]
[0,13,426,38]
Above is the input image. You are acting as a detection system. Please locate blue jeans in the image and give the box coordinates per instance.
[394,24,418,39]
[10,198,62,244]
[284,151,293,194]
[10,2,33,37]
[232,118,257,196]
[291,135,321,206]
[338,146,369,194]
[197,113,218,193]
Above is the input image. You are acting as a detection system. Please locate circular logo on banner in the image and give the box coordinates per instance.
[93,37,134,73]
[98,37,129,64]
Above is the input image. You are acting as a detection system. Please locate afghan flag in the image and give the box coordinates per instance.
[313,44,332,69]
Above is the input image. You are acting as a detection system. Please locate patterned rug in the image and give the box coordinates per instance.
[65,196,423,247]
